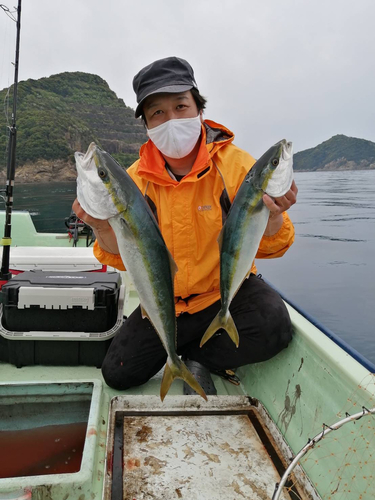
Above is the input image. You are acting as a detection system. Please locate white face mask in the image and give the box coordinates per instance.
[147,115,202,159]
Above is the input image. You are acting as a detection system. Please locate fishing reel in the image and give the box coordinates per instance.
[64,211,96,247]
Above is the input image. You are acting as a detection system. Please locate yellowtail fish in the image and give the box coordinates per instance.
[75,143,207,401]
[200,139,294,347]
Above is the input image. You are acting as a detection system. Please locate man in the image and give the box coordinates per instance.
[73,56,297,395]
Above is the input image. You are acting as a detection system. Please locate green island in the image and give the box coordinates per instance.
[0,72,147,182]
[294,134,375,171]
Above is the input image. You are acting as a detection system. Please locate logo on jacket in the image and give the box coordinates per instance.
[198,205,212,211]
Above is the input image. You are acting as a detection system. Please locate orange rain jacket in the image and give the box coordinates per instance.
[94,120,295,315]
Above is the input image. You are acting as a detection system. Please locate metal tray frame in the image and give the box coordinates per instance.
[103,395,319,500]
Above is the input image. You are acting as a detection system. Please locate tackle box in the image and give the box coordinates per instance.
[0,270,125,368]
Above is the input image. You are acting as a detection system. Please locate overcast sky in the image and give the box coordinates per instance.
[1,0,374,157]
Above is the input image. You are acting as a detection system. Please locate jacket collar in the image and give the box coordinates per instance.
[136,119,234,185]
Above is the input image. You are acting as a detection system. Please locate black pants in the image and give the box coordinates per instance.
[101,274,293,390]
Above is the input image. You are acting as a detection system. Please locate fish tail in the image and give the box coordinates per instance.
[160,358,207,402]
[200,310,239,348]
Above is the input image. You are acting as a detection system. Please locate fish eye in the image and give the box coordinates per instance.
[98,169,107,178]
[272,158,279,167]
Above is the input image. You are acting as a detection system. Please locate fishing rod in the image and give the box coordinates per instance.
[0,0,22,285]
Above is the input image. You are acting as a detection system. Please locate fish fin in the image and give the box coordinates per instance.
[160,359,207,402]
[180,360,207,401]
[217,226,224,252]
[140,304,150,320]
[160,363,174,402]
[200,310,239,348]
[166,248,178,278]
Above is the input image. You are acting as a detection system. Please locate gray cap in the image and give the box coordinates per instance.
[133,56,198,118]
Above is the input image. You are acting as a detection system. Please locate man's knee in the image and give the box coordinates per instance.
[236,275,292,337]
[101,352,166,390]
[101,357,149,390]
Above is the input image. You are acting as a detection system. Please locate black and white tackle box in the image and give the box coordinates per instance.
[0,270,125,368]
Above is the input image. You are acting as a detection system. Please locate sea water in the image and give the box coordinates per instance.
[11,181,78,233]
[4,171,375,364]
[258,170,375,365]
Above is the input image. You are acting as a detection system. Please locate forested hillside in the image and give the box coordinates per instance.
[0,72,147,181]
[294,135,375,171]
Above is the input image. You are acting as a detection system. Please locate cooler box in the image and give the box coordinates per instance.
[0,246,106,273]
[0,270,125,368]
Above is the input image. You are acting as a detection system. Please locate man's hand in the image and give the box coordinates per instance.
[262,180,298,236]
[72,199,119,254]
[72,199,109,231]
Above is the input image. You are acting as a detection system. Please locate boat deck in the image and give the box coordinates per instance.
[0,363,310,500]
[1,233,373,499]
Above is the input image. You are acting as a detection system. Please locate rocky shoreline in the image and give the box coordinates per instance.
[0,158,374,184]
[0,160,77,184]
[295,164,375,172]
